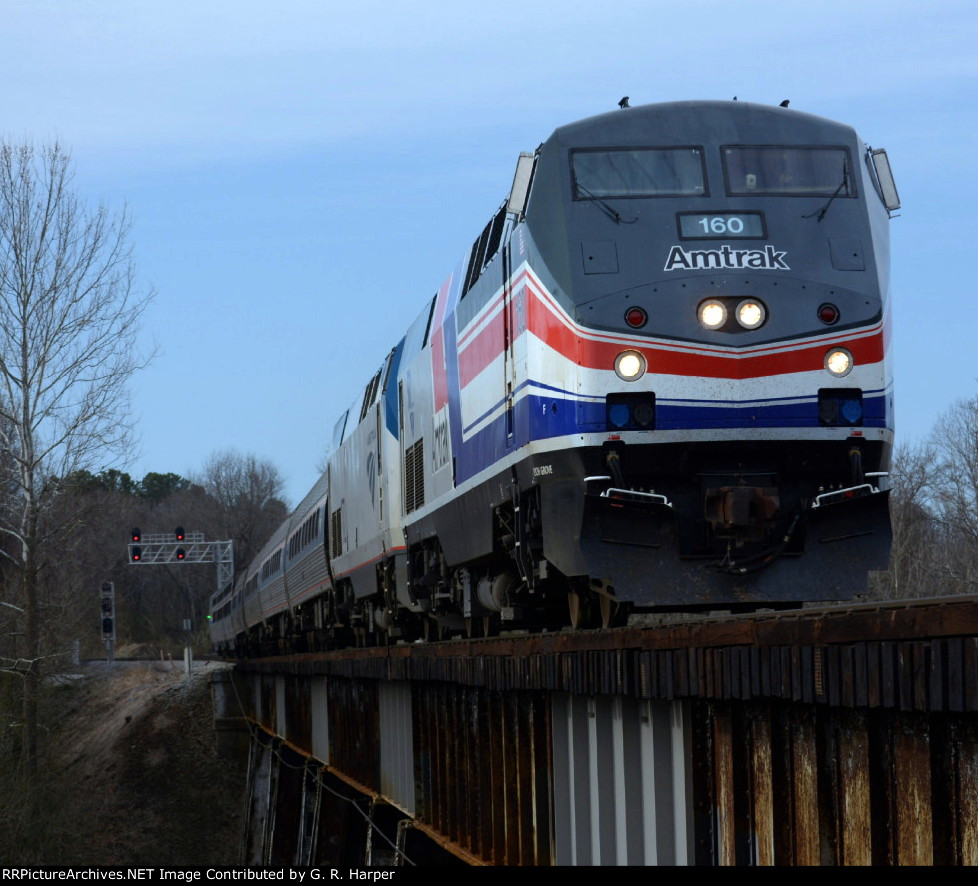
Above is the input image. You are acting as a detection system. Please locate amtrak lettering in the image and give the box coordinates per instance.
[664,244,789,271]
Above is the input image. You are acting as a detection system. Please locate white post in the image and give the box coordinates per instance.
[183,617,193,677]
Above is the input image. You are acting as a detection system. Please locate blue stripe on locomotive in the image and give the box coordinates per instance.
[452,383,887,483]
[384,337,405,438]
[442,268,466,481]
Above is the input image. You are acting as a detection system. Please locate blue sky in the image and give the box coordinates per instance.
[2,0,976,508]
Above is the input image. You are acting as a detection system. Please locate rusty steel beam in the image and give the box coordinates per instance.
[404,683,553,866]
[748,709,775,866]
[789,708,820,865]
[836,713,872,865]
[488,691,506,864]
[472,689,492,860]
[712,707,736,865]
[892,721,934,865]
[258,675,276,731]
[283,674,311,751]
[954,724,978,865]
[687,700,978,867]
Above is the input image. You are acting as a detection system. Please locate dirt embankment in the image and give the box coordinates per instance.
[6,659,248,866]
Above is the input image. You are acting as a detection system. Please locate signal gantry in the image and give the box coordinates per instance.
[128,526,234,594]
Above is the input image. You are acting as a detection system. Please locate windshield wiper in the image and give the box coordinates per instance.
[576,184,637,224]
[803,162,849,222]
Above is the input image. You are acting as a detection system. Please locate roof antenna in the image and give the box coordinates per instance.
[618,96,630,109]
[779,99,790,108]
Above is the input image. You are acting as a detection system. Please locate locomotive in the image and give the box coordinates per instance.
[211,99,900,654]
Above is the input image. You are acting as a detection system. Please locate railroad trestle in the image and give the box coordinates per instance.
[213,596,978,866]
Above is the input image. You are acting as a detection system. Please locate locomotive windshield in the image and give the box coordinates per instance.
[572,147,706,198]
[723,146,852,196]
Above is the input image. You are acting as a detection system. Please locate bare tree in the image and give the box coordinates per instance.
[879,442,940,598]
[929,394,978,594]
[874,393,978,601]
[194,449,289,578]
[0,141,153,772]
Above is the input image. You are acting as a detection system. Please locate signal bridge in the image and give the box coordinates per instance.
[128,526,234,592]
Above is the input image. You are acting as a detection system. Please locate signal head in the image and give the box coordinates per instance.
[130,546,142,562]
[131,528,141,543]
[175,526,185,542]
[176,548,186,561]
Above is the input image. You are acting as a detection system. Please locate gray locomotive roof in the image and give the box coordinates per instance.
[548,100,859,149]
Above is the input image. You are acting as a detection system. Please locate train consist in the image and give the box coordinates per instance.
[211,99,900,654]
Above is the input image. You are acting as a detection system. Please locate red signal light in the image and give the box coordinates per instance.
[131,528,141,543]
[176,548,186,561]
[175,526,185,542]
[131,546,142,562]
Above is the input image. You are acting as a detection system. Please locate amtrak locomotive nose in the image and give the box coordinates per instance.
[521,101,896,604]
[525,102,897,605]
[211,100,899,655]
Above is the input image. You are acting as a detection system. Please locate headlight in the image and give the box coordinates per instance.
[736,300,766,329]
[825,348,853,377]
[614,350,646,381]
[698,299,727,330]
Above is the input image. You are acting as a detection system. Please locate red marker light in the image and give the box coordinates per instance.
[818,303,840,325]
[624,307,648,328]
